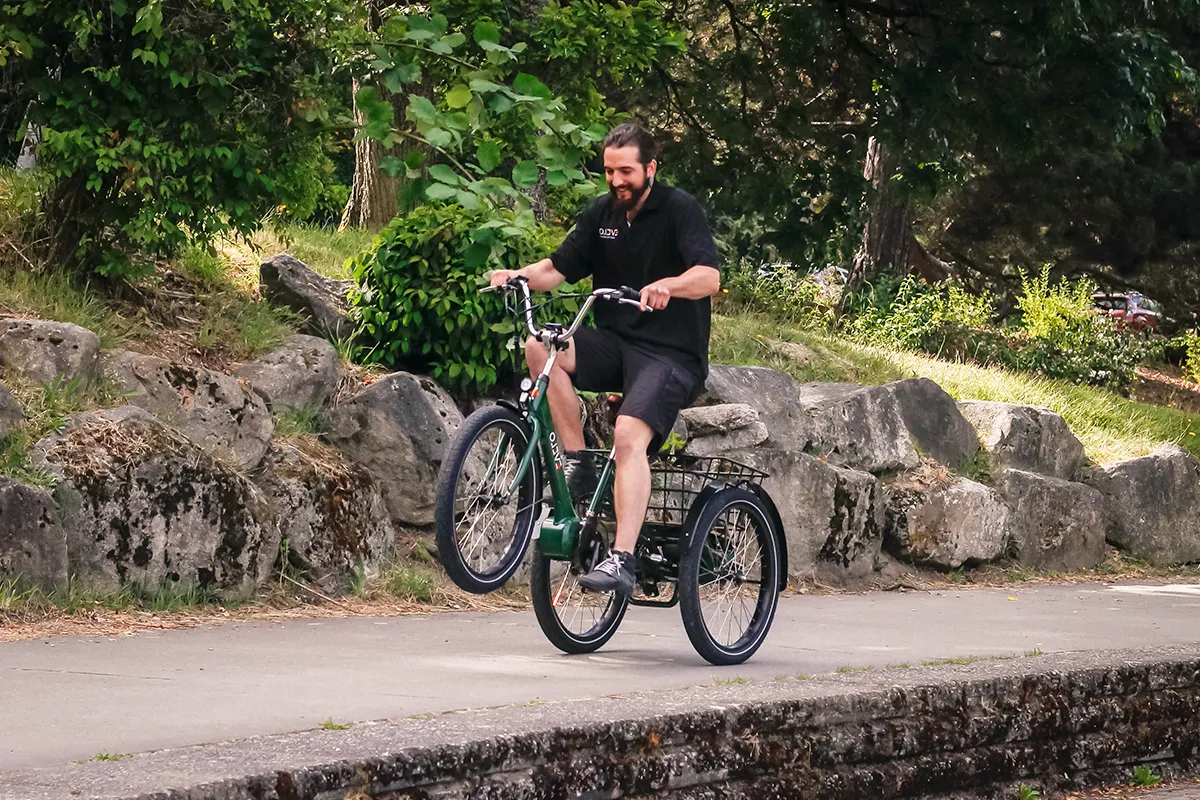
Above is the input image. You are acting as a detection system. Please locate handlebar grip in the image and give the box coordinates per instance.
[618,285,641,301]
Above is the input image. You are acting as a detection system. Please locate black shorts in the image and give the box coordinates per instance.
[568,327,702,450]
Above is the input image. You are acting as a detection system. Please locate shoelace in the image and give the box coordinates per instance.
[594,554,624,576]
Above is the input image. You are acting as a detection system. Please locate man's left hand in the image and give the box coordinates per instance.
[640,280,672,311]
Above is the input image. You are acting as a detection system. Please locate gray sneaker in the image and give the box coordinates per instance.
[578,550,636,595]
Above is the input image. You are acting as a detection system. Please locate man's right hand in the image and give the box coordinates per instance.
[489,269,519,287]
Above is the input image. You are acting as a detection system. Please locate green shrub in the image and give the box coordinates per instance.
[1011,266,1148,392]
[722,261,829,326]
[349,203,563,394]
[1183,332,1200,384]
[845,276,995,355]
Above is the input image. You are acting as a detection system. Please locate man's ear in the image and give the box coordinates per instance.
[646,159,658,182]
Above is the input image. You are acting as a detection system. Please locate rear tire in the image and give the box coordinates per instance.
[434,405,540,594]
[678,487,781,666]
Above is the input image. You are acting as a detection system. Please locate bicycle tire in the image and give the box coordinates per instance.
[678,486,781,665]
[530,525,629,654]
[434,405,540,594]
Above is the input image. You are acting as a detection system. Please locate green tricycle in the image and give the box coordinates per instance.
[433,277,787,665]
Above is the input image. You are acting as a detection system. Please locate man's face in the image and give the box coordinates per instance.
[604,145,656,211]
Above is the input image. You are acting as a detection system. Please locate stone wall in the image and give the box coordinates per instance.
[3,647,1198,799]
[2,254,1200,597]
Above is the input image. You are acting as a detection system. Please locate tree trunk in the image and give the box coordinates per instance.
[339,76,401,231]
[850,136,949,285]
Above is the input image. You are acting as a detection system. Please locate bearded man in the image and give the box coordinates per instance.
[487,121,721,594]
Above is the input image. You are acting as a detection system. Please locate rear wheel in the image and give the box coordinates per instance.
[678,487,781,666]
[531,521,629,654]
[433,405,540,594]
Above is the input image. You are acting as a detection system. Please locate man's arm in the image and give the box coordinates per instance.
[639,265,720,310]
[489,258,568,292]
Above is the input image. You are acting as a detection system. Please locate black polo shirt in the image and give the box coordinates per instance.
[549,182,720,380]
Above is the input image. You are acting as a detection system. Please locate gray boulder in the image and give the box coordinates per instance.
[697,366,805,449]
[0,380,23,437]
[234,334,341,412]
[996,469,1106,571]
[958,400,1085,480]
[324,372,463,526]
[256,441,395,595]
[36,407,280,596]
[793,382,918,473]
[102,350,273,469]
[681,403,768,456]
[888,378,979,469]
[885,475,1010,569]
[0,478,67,590]
[789,379,978,474]
[1084,444,1200,566]
[725,448,885,581]
[0,317,100,387]
[260,254,355,340]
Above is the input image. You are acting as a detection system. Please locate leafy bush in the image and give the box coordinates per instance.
[1011,267,1148,392]
[10,0,346,277]
[1183,332,1200,384]
[349,203,563,394]
[845,276,996,355]
[722,261,828,326]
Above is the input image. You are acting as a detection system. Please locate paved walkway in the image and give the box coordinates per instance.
[2,581,1199,771]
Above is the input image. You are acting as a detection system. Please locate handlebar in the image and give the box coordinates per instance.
[480,277,648,344]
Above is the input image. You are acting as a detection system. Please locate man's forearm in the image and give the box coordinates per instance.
[661,265,720,299]
[520,258,567,291]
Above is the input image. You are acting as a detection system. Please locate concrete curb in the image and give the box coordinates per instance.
[3,645,1199,800]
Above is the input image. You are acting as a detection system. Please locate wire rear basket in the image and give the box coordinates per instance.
[578,451,767,528]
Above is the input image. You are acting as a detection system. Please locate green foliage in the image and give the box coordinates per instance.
[273,407,322,438]
[1131,766,1162,787]
[1010,267,1150,392]
[349,203,561,393]
[721,262,830,327]
[384,564,438,603]
[10,0,350,277]
[845,276,996,355]
[1182,332,1200,384]
[842,269,1151,392]
[352,8,625,217]
[1013,784,1040,800]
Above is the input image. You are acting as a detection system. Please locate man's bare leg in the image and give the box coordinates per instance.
[612,415,655,554]
[524,336,585,451]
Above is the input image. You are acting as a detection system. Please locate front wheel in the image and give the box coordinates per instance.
[434,405,540,594]
[678,487,781,666]
[530,522,629,654]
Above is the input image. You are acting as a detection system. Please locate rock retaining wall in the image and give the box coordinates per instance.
[2,646,1197,799]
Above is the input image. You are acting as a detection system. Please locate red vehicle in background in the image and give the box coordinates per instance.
[1092,292,1164,334]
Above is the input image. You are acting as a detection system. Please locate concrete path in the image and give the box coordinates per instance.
[2,581,1199,771]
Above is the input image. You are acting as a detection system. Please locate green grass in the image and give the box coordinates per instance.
[0,267,136,349]
[1,573,233,620]
[319,718,351,731]
[382,564,439,603]
[265,223,377,280]
[0,375,130,486]
[1131,766,1162,787]
[712,312,1200,465]
[713,676,751,685]
[197,298,299,360]
[273,407,323,438]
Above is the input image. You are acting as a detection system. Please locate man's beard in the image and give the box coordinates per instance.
[609,177,651,211]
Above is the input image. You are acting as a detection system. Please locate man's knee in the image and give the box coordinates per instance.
[613,416,654,463]
[524,336,547,371]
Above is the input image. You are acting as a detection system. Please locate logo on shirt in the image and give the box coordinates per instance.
[598,227,620,240]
